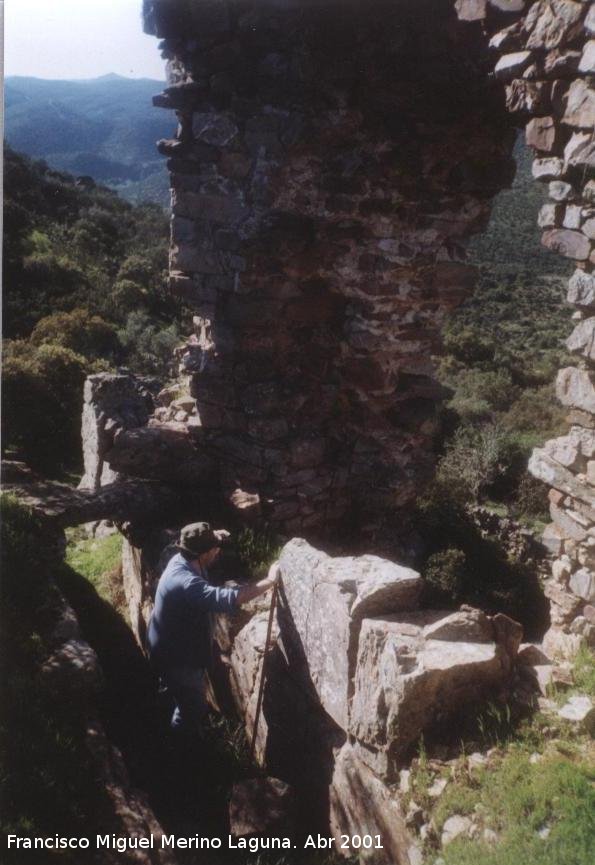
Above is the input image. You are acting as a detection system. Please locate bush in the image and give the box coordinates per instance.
[30,308,121,362]
[118,310,179,376]
[423,548,467,603]
[2,341,90,472]
[437,424,510,504]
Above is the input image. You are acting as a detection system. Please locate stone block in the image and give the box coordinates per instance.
[533,158,565,181]
[563,204,583,230]
[79,374,154,491]
[506,79,550,115]
[582,218,595,241]
[543,626,584,660]
[172,188,248,224]
[525,0,584,50]
[567,318,595,359]
[349,609,513,774]
[494,51,532,80]
[564,132,595,169]
[567,269,595,308]
[563,79,595,129]
[278,539,422,732]
[569,567,595,603]
[329,743,412,865]
[550,503,588,541]
[192,113,238,147]
[532,447,595,508]
[538,202,564,227]
[543,228,591,259]
[525,117,558,153]
[579,40,595,74]
[454,0,487,21]
[556,366,595,413]
[547,181,575,201]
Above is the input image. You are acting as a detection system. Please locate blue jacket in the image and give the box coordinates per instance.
[147,553,239,671]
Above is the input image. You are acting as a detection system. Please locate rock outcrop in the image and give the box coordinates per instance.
[79,373,155,490]
[223,540,520,860]
[116,524,521,862]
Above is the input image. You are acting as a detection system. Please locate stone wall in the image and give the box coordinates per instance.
[136,0,595,653]
[142,0,517,540]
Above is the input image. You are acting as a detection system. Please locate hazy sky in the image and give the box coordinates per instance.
[4,0,165,81]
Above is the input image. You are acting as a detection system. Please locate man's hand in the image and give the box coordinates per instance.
[213,528,231,542]
[236,561,280,606]
[263,561,280,590]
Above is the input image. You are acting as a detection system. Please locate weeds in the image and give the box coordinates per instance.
[573,646,595,698]
[235,527,283,580]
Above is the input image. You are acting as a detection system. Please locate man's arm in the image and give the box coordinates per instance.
[236,562,279,606]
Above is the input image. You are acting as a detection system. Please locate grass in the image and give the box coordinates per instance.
[65,529,126,616]
[234,527,283,580]
[572,646,595,698]
[434,753,595,865]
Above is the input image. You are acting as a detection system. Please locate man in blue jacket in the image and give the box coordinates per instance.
[147,521,278,737]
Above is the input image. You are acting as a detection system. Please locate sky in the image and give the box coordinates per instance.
[3,0,165,81]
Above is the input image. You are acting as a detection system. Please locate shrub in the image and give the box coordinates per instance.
[118,310,179,376]
[30,308,121,362]
[437,424,509,504]
[423,548,467,603]
[2,341,89,472]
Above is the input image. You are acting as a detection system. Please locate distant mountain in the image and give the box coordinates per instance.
[4,75,172,205]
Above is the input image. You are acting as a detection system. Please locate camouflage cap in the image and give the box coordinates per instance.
[177,521,220,557]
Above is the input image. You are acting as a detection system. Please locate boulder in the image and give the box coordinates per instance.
[564,132,595,170]
[494,51,532,80]
[563,79,595,129]
[525,0,584,50]
[579,40,595,75]
[230,611,278,761]
[567,269,595,309]
[567,318,595,360]
[441,815,474,847]
[557,695,595,733]
[329,743,412,865]
[278,539,422,731]
[532,158,564,180]
[525,116,557,152]
[349,609,515,776]
[542,626,584,660]
[454,0,487,22]
[79,374,154,490]
[105,424,214,485]
[529,449,595,508]
[569,567,595,603]
[229,777,295,837]
[556,367,595,414]
[39,638,103,699]
[541,229,590,260]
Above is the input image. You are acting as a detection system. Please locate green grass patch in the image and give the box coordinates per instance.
[65,530,124,611]
[572,646,595,699]
[433,751,595,865]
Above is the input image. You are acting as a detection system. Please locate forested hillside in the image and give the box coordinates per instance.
[2,147,187,475]
[436,137,572,516]
[4,76,171,204]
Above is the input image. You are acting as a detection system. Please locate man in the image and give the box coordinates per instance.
[147,521,279,737]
